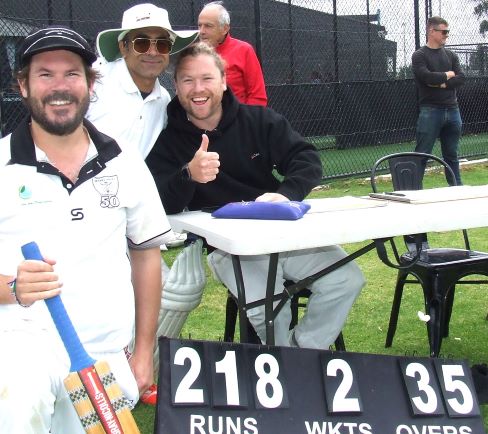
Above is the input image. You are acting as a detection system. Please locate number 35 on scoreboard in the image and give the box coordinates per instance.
[399,358,479,418]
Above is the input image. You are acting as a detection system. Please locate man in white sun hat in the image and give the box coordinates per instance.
[87,4,204,406]
[87,3,198,159]
[88,4,195,249]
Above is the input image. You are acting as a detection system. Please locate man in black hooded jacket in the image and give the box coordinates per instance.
[146,42,365,349]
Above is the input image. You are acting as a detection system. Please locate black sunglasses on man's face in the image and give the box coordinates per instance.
[130,37,173,55]
[432,28,449,35]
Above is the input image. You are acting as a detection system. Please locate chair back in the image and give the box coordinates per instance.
[387,155,424,191]
[370,152,469,252]
[371,152,455,192]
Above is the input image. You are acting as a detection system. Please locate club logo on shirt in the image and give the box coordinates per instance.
[17,184,52,207]
[92,175,120,208]
[18,185,32,200]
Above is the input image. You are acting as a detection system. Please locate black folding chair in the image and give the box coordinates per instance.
[223,281,346,351]
[371,152,488,357]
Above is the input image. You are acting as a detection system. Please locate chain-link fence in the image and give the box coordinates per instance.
[1,0,487,179]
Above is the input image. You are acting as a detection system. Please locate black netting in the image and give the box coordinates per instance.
[1,0,487,179]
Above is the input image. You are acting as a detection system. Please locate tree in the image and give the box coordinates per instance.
[468,44,488,74]
[473,0,488,35]
[397,64,413,79]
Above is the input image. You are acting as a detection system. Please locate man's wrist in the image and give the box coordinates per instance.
[8,279,29,308]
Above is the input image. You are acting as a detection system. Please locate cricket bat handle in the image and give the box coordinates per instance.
[22,242,140,434]
[21,242,95,372]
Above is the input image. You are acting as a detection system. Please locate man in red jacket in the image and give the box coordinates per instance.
[198,1,267,106]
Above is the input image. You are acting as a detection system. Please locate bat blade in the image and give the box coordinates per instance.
[64,361,138,434]
[21,242,140,433]
[64,369,106,434]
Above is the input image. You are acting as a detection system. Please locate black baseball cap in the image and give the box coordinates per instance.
[17,26,97,69]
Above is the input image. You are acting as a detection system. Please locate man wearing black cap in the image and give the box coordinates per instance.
[0,26,173,433]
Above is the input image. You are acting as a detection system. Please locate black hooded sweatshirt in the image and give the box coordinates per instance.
[146,90,322,215]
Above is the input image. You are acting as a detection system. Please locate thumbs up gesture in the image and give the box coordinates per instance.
[187,134,220,183]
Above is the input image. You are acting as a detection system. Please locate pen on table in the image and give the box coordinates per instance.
[385,192,406,196]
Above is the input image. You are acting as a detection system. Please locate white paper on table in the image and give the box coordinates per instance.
[369,185,488,204]
[305,196,388,213]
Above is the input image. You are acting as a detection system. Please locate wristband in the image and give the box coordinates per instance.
[8,279,29,308]
[181,163,193,181]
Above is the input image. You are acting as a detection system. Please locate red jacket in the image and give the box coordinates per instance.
[216,34,267,106]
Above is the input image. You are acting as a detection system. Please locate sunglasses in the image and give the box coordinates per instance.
[131,37,172,55]
[433,28,450,35]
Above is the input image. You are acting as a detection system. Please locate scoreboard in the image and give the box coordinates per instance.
[155,337,485,434]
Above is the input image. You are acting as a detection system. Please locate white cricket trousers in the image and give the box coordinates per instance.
[208,245,365,349]
[0,320,139,434]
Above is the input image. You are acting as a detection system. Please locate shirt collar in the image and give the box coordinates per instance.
[117,57,163,100]
[9,116,121,168]
[218,33,230,47]
[35,129,98,166]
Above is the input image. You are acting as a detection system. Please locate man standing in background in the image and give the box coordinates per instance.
[412,16,465,185]
[198,1,267,106]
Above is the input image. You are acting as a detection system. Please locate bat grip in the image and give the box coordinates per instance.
[21,242,95,372]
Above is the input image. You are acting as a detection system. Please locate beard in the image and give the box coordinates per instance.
[25,90,90,136]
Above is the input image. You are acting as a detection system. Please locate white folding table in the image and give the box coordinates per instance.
[168,187,488,344]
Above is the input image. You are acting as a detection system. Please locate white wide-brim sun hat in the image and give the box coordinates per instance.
[97,3,199,61]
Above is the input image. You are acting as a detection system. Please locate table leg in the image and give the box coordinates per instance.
[231,254,249,343]
[265,253,280,345]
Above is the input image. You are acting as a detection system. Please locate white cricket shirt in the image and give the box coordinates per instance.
[87,57,171,159]
[0,118,174,353]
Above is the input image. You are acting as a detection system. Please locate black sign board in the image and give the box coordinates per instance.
[156,337,485,434]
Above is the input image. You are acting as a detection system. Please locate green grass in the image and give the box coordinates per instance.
[313,134,488,179]
[134,161,488,432]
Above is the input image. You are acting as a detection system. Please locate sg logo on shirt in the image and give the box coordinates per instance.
[71,208,84,221]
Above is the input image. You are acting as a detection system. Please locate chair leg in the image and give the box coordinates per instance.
[334,332,346,351]
[385,271,408,348]
[224,292,238,342]
[290,295,300,330]
[443,285,455,338]
[427,300,443,357]
[424,275,447,358]
[245,316,262,344]
[224,291,262,344]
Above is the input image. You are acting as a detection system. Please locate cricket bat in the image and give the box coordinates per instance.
[22,242,140,434]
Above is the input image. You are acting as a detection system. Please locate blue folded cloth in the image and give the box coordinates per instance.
[211,201,311,220]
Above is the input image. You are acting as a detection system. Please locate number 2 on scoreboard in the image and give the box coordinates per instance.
[321,355,363,414]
